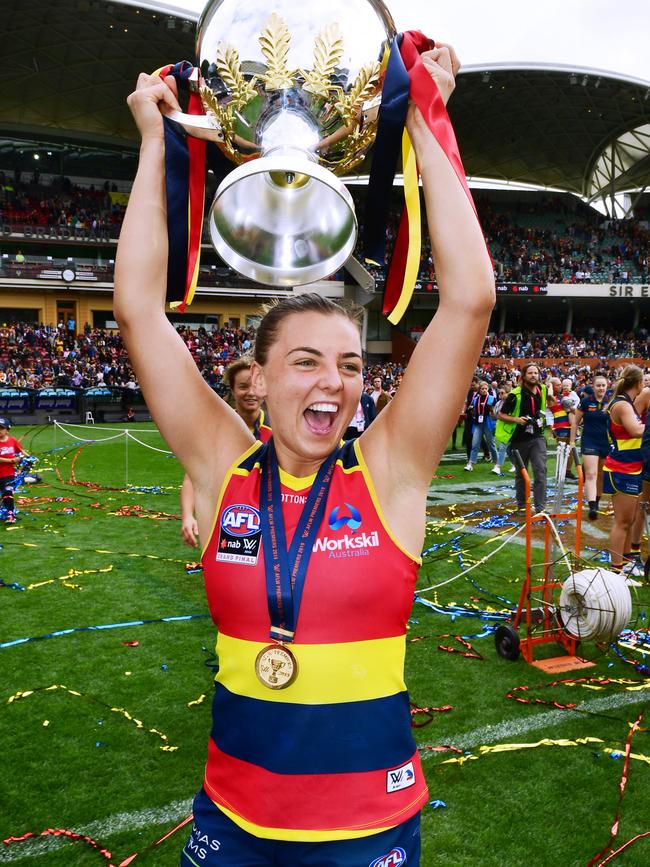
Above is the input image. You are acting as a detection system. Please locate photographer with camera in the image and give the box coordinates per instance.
[495,363,550,514]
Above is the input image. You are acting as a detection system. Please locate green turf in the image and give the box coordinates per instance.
[1,425,648,866]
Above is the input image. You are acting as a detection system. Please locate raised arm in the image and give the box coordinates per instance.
[114,74,253,488]
[361,46,495,498]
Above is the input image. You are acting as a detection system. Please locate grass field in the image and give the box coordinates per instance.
[1,423,649,867]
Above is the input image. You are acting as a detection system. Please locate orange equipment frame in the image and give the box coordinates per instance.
[510,447,584,664]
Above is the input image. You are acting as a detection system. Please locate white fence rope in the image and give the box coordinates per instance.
[52,421,174,455]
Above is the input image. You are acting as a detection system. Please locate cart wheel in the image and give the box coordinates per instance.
[495,625,520,661]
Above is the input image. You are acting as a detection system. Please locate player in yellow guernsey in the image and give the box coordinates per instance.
[115,42,494,867]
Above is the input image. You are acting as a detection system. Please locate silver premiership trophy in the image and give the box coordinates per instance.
[166,0,396,286]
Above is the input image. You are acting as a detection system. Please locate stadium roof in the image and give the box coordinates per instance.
[2,1,650,207]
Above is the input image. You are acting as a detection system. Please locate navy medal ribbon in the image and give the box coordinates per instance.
[260,440,338,643]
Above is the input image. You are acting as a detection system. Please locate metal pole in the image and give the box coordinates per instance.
[125,431,128,488]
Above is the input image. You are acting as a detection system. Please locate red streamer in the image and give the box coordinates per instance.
[587,711,645,866]
[410,701,454,728]
[2,815,194,866]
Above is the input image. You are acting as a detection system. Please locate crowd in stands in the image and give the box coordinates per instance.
[1,320,649,394]
[351,191,650,286]
[2,174,649,288]
[482,329,650,359]
[0,321,255,391]
[0,172,125,235]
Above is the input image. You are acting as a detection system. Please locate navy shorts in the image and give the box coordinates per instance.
[642,464,650,484]
[603,469,642,497]
[581,443,609,459]
[180,789,421,867]
[554,429,570,440]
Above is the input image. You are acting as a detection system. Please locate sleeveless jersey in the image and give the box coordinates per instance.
[548,397,570,432]
[604,396,643,475]
[200,438,428,842]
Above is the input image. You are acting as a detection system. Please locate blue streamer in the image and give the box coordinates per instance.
[1,613,211,649]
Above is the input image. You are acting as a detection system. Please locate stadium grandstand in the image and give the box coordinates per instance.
[1,0,650,425]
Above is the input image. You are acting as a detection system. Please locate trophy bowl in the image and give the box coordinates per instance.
[170,0,396,286]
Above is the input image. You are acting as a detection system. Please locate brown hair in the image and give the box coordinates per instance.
[254,293,363,366]
[610,364,643,401]
[224,355,253,391]
[520,362,540,378]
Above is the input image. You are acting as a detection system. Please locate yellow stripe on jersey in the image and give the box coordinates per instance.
[215,632,406,704]
[211,800,395,842]
[616,438,642,450]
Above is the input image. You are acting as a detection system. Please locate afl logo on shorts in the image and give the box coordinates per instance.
[369,848,407,867]
[221,504,260,536]
[217,504,262,565]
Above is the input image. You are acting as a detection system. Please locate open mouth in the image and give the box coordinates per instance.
[304,402,339,435]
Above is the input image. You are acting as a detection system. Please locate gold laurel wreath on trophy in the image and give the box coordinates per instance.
[199,12,381,172]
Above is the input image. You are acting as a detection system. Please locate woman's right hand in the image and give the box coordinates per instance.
[126,73,181,142]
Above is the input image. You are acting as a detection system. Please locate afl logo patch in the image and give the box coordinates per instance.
[369,848,407,867]
[217,504,261,565]
[221,504,261,536]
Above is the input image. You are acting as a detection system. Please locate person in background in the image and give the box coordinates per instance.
[0,417,28,524]
[180,357,272,547]
[626,373,650,568]
[496,363,549,514]
[493,385,514,474]
[370,375,391,413]
[603,365,645,577]
[464,380,498,472]
[548,376,577,481]
[570,375,609,520]
[343,390,376,441]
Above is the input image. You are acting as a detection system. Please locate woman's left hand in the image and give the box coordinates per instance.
[419,43,461,106]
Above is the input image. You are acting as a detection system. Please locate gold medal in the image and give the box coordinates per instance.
[255,643,298,689]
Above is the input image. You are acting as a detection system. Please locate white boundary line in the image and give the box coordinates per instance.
[0,799,192,863]
[423,688,650,756]
[3,689,647,862]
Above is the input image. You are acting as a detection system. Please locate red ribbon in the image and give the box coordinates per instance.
[383,31,489,318]
[2,815,194,866]
[587,711,645,866]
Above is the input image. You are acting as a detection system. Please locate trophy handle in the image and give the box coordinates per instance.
[162,108,225,144]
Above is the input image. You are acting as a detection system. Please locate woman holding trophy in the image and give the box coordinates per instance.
[115,7,494,864]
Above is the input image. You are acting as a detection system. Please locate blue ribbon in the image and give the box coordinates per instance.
[1,613,210,649]
[362,35,409,267]
[162,62,194,304]
[260,441,338,643]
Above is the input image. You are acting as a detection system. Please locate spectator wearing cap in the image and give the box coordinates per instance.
[0,417,28,523]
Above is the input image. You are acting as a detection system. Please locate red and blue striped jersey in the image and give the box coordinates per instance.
[605,396,643,475]
[200,438,428,841]
[549,398,570,431]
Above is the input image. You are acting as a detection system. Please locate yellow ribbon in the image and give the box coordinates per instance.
[387,129,421,325]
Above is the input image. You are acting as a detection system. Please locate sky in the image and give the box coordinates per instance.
[157,0,650,84]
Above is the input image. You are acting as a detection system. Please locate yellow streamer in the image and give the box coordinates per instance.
[387,129,421,325]
[27,565,114,591]
[5,684,178,752]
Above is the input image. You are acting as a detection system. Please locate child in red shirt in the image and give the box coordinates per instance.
[0,417,26,523]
